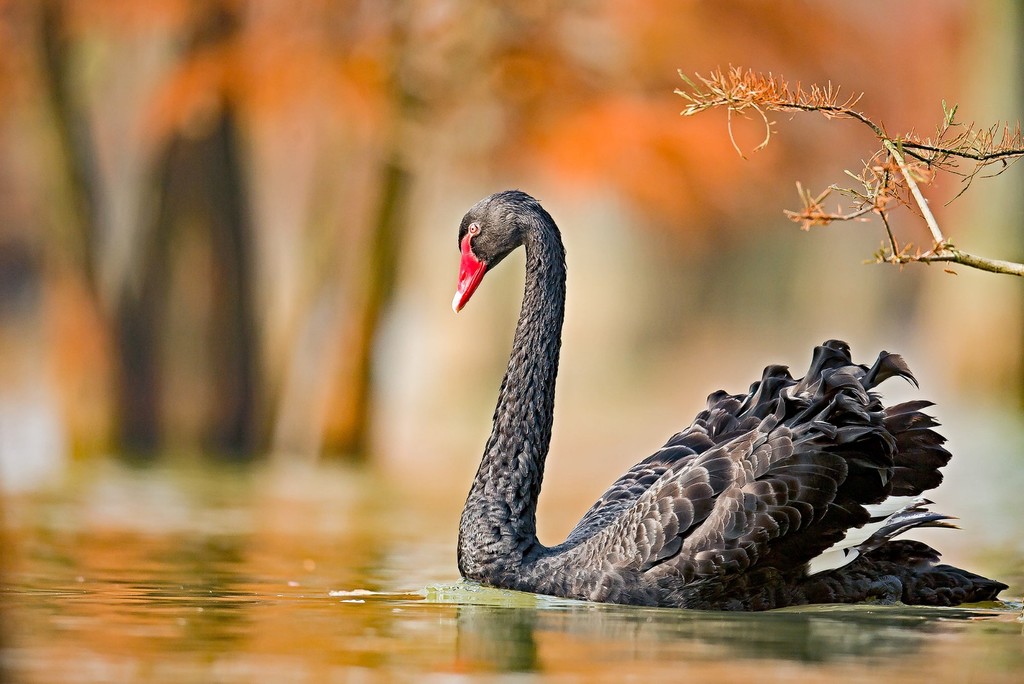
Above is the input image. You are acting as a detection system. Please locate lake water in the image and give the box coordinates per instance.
[2,462,1021,683]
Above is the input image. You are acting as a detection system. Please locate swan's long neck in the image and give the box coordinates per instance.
[458,211,566,582]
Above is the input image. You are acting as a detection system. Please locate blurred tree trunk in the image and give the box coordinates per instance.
[38,0,134,448]
[39,0,99,287]
[321,4,416,460]
[142,4,263,458]
[39,1,262,458]
[41,0,168,456]
[152,110,262,458]
[202,111,262,457]
[326,155,410,459]
[110,240,167,455]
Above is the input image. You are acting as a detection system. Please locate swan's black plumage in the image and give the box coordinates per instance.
[454,190,1005,611]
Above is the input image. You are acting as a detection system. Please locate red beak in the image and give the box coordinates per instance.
[453,234,487,312]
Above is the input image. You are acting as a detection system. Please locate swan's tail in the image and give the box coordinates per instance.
[805,496,956,575]
[825,540,1009,606]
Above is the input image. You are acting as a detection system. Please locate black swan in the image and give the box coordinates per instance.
[451,190,1006,611]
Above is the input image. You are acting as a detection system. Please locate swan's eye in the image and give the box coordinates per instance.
[468,223,481,236]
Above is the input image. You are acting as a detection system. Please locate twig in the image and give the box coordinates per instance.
[878,210,900,260]
[881,138,945,246]
[783,183,877,229]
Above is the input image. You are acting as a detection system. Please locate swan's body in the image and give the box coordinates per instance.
[452,190,1005,611]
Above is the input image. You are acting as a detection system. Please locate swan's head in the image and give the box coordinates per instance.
[452,190,539,312]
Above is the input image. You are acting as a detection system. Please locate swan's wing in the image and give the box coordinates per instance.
[568,340,951,584]
[581,405,836,580]
[565,390,754,545]
[564,432,713,545]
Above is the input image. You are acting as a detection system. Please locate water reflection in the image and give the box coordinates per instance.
[2,463,1021,683]
[150,535,255,649]
[444,585,1018,675]
[456,605,541,672]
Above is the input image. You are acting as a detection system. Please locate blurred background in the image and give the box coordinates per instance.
[0,0,1021,572]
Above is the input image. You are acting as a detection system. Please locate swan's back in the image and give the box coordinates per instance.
[537,340,1005,609]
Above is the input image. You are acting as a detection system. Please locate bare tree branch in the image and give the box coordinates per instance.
[677,67,1024,278]
[896,246,1024,277]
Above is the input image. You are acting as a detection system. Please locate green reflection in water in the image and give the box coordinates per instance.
[431,582,1023,675]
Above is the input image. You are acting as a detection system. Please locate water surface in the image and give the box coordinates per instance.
[2,463,1020,683]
